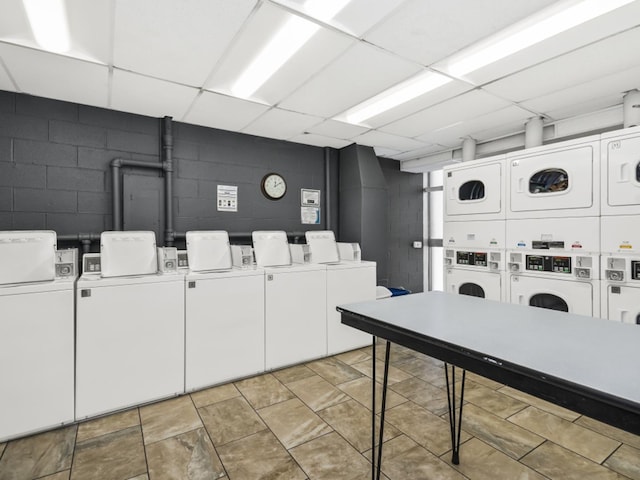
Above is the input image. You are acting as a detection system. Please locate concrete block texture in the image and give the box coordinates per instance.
[16,95,78,121]
[47,166,104,192]
[0,162,47,188]
[49,120,106,148]
[13,188,77,213]
[0,186,11,210]
[14,138,77,167]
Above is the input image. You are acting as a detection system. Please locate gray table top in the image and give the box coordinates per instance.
[338,291,640,407]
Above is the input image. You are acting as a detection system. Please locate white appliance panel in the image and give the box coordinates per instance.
[506,217,600,253]
[100,231,158,277]
[507,137,599,218]
[265,267,327,369]
[445,268,504,302]
[326,262,376,355]
[601,215,640,254]
[253,231,292,267]
[0,283,74,441]
[444,155,505,221]
[185,270,265,390]
[76,277,185,418]
[601,126,640,215]
[186,231,232,271]
[603,284,640,325]
[508,275,598,317]
[0,230,56,284]
[444,220,506,250]
[306,230,340,264]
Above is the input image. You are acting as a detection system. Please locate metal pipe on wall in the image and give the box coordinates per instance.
[162,116,174,246]
[324,147,332,233]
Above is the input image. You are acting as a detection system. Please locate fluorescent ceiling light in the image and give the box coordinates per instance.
[231,0,350,99]
[446,0,636,78]
[343,71,452,125]
[23,0,71,53]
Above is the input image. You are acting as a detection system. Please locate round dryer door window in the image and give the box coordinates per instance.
[529,293,568,312]
[458,180,485,201]
[529,168,568,193]
[459,283,485,298]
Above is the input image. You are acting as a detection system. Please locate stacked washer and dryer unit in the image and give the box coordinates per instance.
[600,126,640,325]
[443,154,507,302]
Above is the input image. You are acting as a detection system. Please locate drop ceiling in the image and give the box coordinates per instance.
[1,0,639,170]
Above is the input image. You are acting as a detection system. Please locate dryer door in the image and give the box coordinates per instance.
[605,284,640,324]
[508,141,597,218]
[445,161,503,220]
[603,133,640,214]
[509,275,595,316]
[445,268,503,302]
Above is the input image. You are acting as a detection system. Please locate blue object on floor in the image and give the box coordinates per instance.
[388,287,411,296]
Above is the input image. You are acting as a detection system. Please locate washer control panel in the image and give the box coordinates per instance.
[456,251,487,267]
[526,255,571,273]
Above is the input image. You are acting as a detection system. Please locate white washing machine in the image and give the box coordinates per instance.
[506,218,600,317]
[75,231,185,419]
[443,154,506,222]
[506,135,600,219]
[253,231,327,370]
[305,231,376,355]
[600,126,640,216]
[184,231,265,391]
[443,220,506,302]
[0,231,76,441]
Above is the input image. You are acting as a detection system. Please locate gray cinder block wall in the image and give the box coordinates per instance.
[0,90,421,289]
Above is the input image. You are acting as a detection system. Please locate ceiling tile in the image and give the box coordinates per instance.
[207,2,355,105]
[288,133,351,149]
[278,42,422,118]
[520,64,640,121]
[183,91,270,132]
[365,0,557,66]
[483,27,640,103]
[272,0,407,37]
[437,1,640,86]
[241,108,323,140]
[306,119,369,139]
[353,130,427,152]
[111,69,199,119]
[114,0,256,86]
[393,144,449,160]
[0,43,108,107]
[381,88,511,138]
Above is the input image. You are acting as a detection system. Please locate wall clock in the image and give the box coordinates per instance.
[261,173,287,200]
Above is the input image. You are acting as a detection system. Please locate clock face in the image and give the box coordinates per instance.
[261,173,287,200]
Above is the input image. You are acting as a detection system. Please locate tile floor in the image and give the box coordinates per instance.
[1,342,639,480]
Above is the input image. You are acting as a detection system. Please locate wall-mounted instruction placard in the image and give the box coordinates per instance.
[217,185,238,212]
[301,189,320,206]
[301,206,321,224]
[301,189,321,224]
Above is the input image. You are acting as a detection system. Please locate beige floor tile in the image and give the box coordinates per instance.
[290,431,372,480]
[463,404,544,459]
[337,377,408,413]
[217,430,305,480]
[575,415,640,450]
[146,427,226,480]
[76,409,140,443]
[509,407,621,463]
[140,396,202,445]
[374,343,416,365]
[234,373,294,409]
[383,401,471,456]
[604,444,640,480]
[272,364,316,384]
[307,357,364,385]
[0,425,76,480]
[39,471,71,480]
[465,371,503,390]
[336,348,372,365]
[389,376,451,416]
[71,426,146,480]
[288,374,350,411]
[259,398,332,449]
[318,399,401,453]
[464,381,528,418]
[368,434,466,480]
[351,358,414,386]
[393,355,443,376]
[444,437,546,480]
[127,475,149,480]
[0,443,4,458]
[190,383,240,409]
[199,396,266,446]
[522,441,625,480]
[498,386,581,421]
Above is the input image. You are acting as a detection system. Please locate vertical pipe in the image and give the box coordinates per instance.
[525,117,544,149]
[461,137,476,162]
[623,89,640,128]
[324,147,332,233]
[162,116,174,247]
[111,160,122,231]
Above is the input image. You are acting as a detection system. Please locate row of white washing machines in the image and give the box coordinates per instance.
[0,229,375,442]
[443,125,640,324]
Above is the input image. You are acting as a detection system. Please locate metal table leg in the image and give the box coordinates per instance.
[371,338,391,480]
[444,363,466,465]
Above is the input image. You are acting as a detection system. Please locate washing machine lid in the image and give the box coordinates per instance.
[100,231,158,278]
[252,231,291,267]
[186,231,232,272]
[0,230,56,285]
[306,230,340,264]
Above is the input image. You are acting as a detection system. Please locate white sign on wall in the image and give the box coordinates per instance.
[217,185,238,212]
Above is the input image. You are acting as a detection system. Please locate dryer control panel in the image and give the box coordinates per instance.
[456,251,487,267]
[526,255,571,273]
[446,249,502,271]
[632,261,640,280]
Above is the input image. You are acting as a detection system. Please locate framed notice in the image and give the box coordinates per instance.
[301,189,320,206]
[217,185,238,212]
